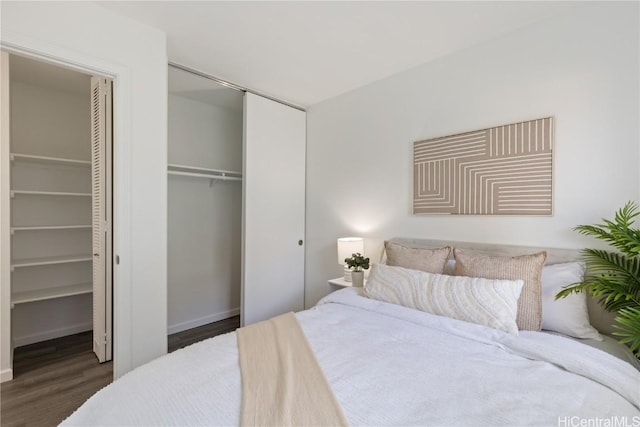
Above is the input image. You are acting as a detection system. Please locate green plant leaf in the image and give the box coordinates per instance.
[555,282,589,299]
[556,201,640,354]
[575,201,640,257]
[344,252,370,271]
[612,307,640,356]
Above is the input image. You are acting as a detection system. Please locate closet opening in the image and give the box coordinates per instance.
[167,65,244,350]
[1,53,114,381]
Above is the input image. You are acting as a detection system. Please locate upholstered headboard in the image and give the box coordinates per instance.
[385,237,617,335]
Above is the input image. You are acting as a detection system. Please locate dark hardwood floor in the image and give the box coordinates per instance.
[0,331,112,427]
[167,316,240,352]
[1,316,240,427]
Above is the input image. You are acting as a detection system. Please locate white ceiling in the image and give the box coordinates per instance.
[100,1,586,108]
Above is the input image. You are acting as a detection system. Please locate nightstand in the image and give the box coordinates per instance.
[327,277,364,293]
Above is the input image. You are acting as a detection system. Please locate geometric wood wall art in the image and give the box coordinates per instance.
[413,117,553,215]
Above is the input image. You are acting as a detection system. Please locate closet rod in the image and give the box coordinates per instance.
[168,61,306,112]
[168,170,242,182]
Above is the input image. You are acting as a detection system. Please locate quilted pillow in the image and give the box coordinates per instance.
[384,241,451,274]
[364,263,523,334]
[453,249,547,331]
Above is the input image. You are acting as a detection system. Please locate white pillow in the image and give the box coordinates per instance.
[444,258,456,275]
[541,262,602,341]
[444,258,602,339]
[364,263,523,334]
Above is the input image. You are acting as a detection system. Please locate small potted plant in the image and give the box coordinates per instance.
[345,252,370,287]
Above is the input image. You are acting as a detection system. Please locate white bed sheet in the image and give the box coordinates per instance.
[549,332,640,371]
[63,288,640,426]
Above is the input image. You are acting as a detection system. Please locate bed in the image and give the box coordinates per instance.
[63,239,640,426]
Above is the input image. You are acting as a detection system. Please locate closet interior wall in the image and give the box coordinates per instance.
[9,55,93,347]
[167,66,243,334]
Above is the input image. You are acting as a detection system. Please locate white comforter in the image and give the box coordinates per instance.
[64,288,640,426]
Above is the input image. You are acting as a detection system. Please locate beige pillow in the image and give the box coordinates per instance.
[364,263,524,334]
[453,249,547,331]
[384,241,451,274]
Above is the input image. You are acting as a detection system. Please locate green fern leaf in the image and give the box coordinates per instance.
[612,307,640,356]
[557,201,640,355]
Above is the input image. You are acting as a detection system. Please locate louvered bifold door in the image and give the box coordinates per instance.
[91,77,113,363]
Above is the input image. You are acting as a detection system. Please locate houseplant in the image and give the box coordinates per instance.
[556,201,640,356]
[345,252,370,287]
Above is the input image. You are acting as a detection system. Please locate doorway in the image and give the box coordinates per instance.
[1,53,114,378]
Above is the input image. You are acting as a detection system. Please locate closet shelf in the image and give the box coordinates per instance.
[11,225,92,233]
[10,190,92,198]
[11,254,92,269]
[168,163,242,182]
[10,153,91,166]
[12,283,92,306]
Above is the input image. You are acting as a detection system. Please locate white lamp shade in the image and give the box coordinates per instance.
[337,237,364,265]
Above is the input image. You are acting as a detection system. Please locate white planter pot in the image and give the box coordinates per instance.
[351,271,364,287]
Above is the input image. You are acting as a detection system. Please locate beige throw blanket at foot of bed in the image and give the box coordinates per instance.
[237,312,349,427]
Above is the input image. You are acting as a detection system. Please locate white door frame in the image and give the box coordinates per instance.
[0,51,12,382]
[0,36,133,379]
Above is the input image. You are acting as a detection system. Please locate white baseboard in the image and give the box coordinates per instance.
[168,308,240,335]
[13,321,92,348]
[0,368,13,383]
[13,309,240,347]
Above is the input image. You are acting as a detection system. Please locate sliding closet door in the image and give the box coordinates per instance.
[242,93,305,326]
[90,77,113,362]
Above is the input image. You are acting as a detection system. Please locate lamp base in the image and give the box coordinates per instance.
[343,265,352,282]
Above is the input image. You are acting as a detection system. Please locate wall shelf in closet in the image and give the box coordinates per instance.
[10,153,91,166]
[11,225,91,233]
[11,254,92,270]
[12,283,92,306]
[11,190,92,198]
[168,163,242,182]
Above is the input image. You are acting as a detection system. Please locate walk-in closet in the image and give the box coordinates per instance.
[167,66,244,335]
[0,53,113,382]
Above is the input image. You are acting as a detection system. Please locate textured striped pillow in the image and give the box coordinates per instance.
[453,249,547,331]
[384,241,451,274]
[364,263,523,334]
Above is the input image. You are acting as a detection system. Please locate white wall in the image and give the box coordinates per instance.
[167,94,242,333]
[1,1,168,377]
[168,95,243,172]
[305,2,640,307]
[12,295,92,347]
[10,80,90,159]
